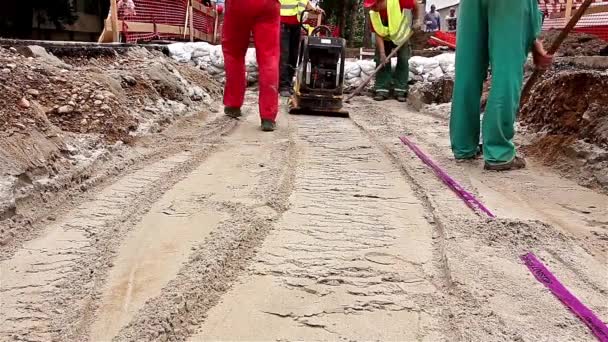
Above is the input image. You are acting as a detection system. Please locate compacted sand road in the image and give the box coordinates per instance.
[0,94,606,342]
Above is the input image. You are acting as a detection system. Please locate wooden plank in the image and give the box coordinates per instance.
[189,3,194,42]
[566,0,574,20]
[183,0,190,39]
[213,9,220,44]
[110,0,119,42]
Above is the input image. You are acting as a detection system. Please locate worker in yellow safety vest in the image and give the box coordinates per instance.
[279,0,324,97]
[364,0,420,102]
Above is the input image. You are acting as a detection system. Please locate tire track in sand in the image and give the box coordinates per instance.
[0,152,191,341]
[89,112,293,341]
[0,114,239,342]
[189,115,447,341]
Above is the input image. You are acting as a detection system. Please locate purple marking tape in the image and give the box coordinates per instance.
[399,136,495,218]
[521,253,608,342]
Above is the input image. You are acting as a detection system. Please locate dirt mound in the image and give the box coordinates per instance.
[520,70,608,190]
[408,77,454,110]
[0,48,136,142]
[520,71,608,147]
[1,47,221,143]
[0,45,222,222]
[540,30,606,57]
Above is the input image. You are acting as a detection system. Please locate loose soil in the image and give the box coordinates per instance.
[520,70,608,191]
[540,30,607,57]
[0,45,223,250]
[0,37,607,342]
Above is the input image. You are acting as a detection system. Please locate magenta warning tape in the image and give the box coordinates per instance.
[399,136,495,218]
[521,253,608,341]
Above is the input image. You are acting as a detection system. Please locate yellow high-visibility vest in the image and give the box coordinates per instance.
[280,0,309,22]
[369,0,411,45]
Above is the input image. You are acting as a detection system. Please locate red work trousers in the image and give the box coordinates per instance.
[222,0,280,122]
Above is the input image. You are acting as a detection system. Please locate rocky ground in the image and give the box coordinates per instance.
[0,41,606,342]
[0,44,222,250]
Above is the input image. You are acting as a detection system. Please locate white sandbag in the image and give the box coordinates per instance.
[427,66,444,82]
[443,64,456,77]
[168,43,196,63]
[412,65,424,75]
[344,76,360,89]
[196,60,211,70]
[245,48,257,68]
[358,60,376,76]
[434,53,456,73]
[247,71,259,83]
[193,56,212,67]
[344,62,361,79]
[210,45,224,68]
[409,56,440,74]
[191,43,212,59]
[207,65,223,76]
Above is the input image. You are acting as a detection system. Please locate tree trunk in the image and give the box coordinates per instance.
[339,0,347,40]
[363,9,371,48]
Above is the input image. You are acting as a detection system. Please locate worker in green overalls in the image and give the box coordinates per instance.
[450,0,553,171]
[364,0,420,102]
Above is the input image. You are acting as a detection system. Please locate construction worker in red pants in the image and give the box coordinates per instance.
[222,0,280,132]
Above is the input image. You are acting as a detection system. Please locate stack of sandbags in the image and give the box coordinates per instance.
[168,41,457,89]
[409,56,442,82]
[342,59,377,92]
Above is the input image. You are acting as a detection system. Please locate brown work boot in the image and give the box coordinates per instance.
[395,92,408,102]
[225,106,242,118]
[484,156,526,171]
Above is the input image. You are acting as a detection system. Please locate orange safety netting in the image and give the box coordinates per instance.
[115,0,218,43]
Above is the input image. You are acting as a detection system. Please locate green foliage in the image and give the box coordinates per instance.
[319,0,367,47]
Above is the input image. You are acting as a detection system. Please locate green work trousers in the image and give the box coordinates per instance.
[450,0,542,164]
[375,40,411,96]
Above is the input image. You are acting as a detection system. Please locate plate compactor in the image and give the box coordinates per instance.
[288,21,349,117]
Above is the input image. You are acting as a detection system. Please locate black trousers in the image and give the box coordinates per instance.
[280,23,301,91]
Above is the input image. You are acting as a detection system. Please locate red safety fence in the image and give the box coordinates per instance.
[540,0,608,40]
[101,0,342,44]
[100,0,220,44]
[427,0,608,49]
